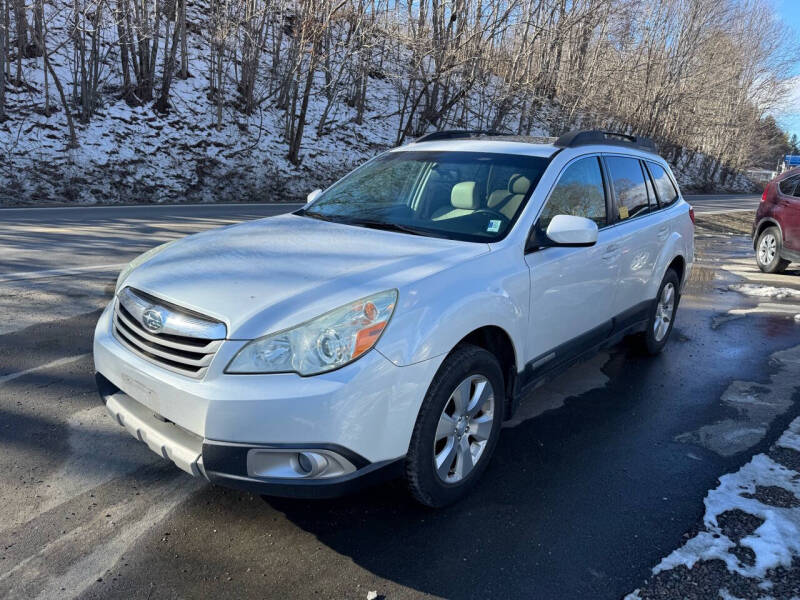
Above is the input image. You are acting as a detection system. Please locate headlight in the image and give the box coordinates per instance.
[116,240,179,293]
[226,290,397,376]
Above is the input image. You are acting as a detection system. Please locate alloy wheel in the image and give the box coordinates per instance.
[433,375,495,484]
[653,282,675,342]
[758,233,777,266]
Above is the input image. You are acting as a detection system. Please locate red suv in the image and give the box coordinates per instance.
[753,168,800,273]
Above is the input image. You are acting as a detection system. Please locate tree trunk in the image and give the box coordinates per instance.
[287,54,315,165]
[43,46,78,148]
[179,0,187,78]
[155,3,181,112]
[13,0,26,79]
[0,0,6,121]
[116,0,131,95]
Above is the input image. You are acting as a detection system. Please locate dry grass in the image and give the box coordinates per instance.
[694,211,754,236]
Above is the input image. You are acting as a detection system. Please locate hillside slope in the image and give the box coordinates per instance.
[0,0,761,205]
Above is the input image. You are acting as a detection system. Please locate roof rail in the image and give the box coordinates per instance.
[414,129,506,143]
[413,130,560,145]
[554,130,657,152]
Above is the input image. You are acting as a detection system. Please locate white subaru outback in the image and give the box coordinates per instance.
[94,130,694,507]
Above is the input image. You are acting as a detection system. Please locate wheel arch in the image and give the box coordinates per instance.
[753,218,783,249]
[648,231,690,299]
[454,325,517,420]
[666,255,686,287]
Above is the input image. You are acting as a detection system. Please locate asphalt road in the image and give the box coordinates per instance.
[1,201,799,599]
[685,193,761,214]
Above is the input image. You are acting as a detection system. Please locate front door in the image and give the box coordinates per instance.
[524,156,620,373]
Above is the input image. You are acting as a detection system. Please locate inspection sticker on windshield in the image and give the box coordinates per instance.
[487,219,501,233]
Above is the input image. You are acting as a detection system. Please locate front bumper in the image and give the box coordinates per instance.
[93,302,443,497]
[98,373,404,498]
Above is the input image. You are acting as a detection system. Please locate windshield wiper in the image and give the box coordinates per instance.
[300,211,445,238]
[298,209,341,223]
[343,219,438,237]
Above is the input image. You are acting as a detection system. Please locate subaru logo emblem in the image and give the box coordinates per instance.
[142,308,164,333]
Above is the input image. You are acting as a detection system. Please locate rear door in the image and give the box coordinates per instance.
[602,155,663,321]
[778,175,800,252]
[524,156,619,370]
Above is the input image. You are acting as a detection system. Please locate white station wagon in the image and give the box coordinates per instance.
[94,130,694,507]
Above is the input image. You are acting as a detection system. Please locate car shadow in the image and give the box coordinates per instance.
[262,337,734,600]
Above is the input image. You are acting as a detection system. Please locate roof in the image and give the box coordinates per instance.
[394,138,558,157]
[393,129,660,159]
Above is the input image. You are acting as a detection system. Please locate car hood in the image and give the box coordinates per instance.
[122,213,489,339]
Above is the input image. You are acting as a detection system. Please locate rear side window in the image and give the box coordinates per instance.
[538,157,607,228]
[605,156,649,220]
[647,162,679,207]
[779,176,799,196]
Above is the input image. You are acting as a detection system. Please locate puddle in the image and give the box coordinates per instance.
[676,345,800,457]
[504,352,610,428]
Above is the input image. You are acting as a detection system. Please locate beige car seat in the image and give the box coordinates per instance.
[487,174,531,220]
[432,181,479,221]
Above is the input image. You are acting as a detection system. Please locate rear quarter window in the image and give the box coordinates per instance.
[647,162,679,207]
[779,176,799,196]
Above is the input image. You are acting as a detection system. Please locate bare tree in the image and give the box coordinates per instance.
[0,0,7,121]
[155,0,182,111]
[3,0,798,179]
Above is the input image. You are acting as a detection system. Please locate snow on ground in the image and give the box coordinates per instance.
[0,1,754,205]
[730,284,800,300]
[0,0,405,205]
[628,212,800,600]
[653,447,800,580]
[627,419,800,599]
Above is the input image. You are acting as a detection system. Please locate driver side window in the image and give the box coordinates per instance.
[538,157,607,229]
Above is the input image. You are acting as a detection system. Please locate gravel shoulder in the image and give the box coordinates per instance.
[626,211,800,600]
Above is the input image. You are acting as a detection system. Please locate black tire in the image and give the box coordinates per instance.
[405,344,504,508]
[640,268,680,355]
[755,226,790,274]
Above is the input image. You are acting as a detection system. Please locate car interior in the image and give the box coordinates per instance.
[423,168,534,224]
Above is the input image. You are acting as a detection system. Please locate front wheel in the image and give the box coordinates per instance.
[640,269,680,355]
[756,227,790,274]
[405,344,504,507]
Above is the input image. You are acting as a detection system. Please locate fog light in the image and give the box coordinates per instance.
[294,452,328,477]
[297,452,313,473]
[246,448,356,480]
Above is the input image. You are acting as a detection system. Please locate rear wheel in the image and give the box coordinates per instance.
[756,227,790,274]
[405,344,503,507]
[640,269,680,355]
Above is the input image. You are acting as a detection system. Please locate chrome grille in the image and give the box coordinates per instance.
[113,287,226,378]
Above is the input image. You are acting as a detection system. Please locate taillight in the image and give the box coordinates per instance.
[761,187,768,202]
[688,206,695,225]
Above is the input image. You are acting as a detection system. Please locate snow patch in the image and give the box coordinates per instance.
[654,449,800,579]
[729,284,800,300]
[777,421,800,453]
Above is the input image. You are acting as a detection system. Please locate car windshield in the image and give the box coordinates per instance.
[298,151,550,242]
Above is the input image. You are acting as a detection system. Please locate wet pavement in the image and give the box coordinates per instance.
[0,207,798,599]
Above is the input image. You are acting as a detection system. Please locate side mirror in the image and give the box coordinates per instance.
[544,214,598,247]
[306,189,322,204]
